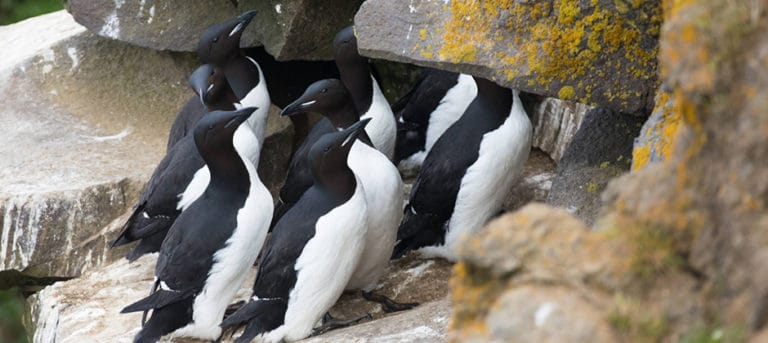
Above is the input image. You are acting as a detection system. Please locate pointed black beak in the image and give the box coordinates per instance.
[228,10,258,38]
[224,107,257,129]
[281,95,317,117]
[336,118,371,149]
[189,64,215,105]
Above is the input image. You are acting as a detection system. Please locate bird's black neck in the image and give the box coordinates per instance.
[473,77,513,120]
[337,59,373,114]
[203,144,251,193]
[222,56,261,100]
[315,165,356,202]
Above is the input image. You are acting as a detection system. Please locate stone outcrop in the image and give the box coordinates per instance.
[355,0,661,113]
[0,11,293,281]
[598,0,768,337]
[66,0,363,60]
[546,107,644,225]
[450,204,704,342]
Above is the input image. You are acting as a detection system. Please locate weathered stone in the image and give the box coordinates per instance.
[28,249,453,342]
[0,11,197,278]
[486,286,617,343]
[529,97,592,162]
[597,0,768,338]
[354,0,661,113]
[304,299,450,343]
[0,12,293,281]
[631,89,678,170]
[66,0,363,60]
[546,107,644,226]
[450,204,625,342]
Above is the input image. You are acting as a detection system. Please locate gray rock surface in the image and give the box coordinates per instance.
[546,107,644,226]
[28,252,453,342]
[66,0,363,60]
[0,11,293,280]
[355,0,661,113]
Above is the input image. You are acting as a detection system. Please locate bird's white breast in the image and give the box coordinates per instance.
[346,141,404,291]
[361,75,397,160]
[425,73,477,151]
[420,90,532,261]
[265,179,368,342]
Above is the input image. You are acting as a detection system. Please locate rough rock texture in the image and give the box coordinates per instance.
[0,11,196,278]
[450,204,704,342]
[28,253,453,342]
[355,0,661,113]
[0,11,293,280]
[66,0,363,60]
[596,0,768,338]
[631,89,677,170]
[546,107,644,226]
[527,96,592,162]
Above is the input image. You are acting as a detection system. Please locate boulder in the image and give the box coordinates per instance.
[598,0,768,338]
[546,107,644,226]
[354,0,661,113]
[0,11,293,281]
[28,250,454,342]
[66,0,363,60]
[502,149,556,211]
[450,203,704,342]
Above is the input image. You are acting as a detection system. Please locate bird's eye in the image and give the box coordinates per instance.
[213,37,219,43]
[324,147,331,152]
[208,125,215,130]
[321,88,328,93]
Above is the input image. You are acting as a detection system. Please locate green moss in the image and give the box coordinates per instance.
[608,311,632,333]
[679,325,746,343]
[587,182,599,193]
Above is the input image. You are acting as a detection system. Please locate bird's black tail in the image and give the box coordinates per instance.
[125,231,167,262]
[131,297,194,343]
[391,205,446,259]
[221,298,286,343]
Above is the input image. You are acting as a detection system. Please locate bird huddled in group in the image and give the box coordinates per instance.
[114,10,533,343]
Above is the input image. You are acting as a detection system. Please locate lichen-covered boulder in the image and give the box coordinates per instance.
[600,0,768,337]
[66,0,363,60]
[450,203,705,342]
[546,107,644,225]
[355,0,661,113]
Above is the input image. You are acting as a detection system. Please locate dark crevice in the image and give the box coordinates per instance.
[0,269,72,297]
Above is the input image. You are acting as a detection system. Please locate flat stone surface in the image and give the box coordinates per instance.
[355,0,661,113]
[29,251,453,342]
[0,11,197,277]
[66,0,363,60]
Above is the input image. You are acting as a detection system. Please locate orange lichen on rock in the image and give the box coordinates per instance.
[632,90,681,170]
[438,0,661,107]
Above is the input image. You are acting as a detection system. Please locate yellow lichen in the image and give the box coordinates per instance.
[436,0,661,106]
[558,85,575,100]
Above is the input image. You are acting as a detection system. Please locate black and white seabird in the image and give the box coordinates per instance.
[112,64,238,261]
[281,79,414,311]
[177,10,271,218]
[333,26,396,160]
[121,107,273,342]
[222,120,370,343]
[393,76,532,261]
[393,68,477,174]
[166,64,238,151]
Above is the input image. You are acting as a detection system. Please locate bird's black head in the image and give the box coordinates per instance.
[309,118,370,187]
[197,10,257,64]
[189,64,231,108]
[333,25,365,65]
[280,79,354,121]
[193,107,256,157]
